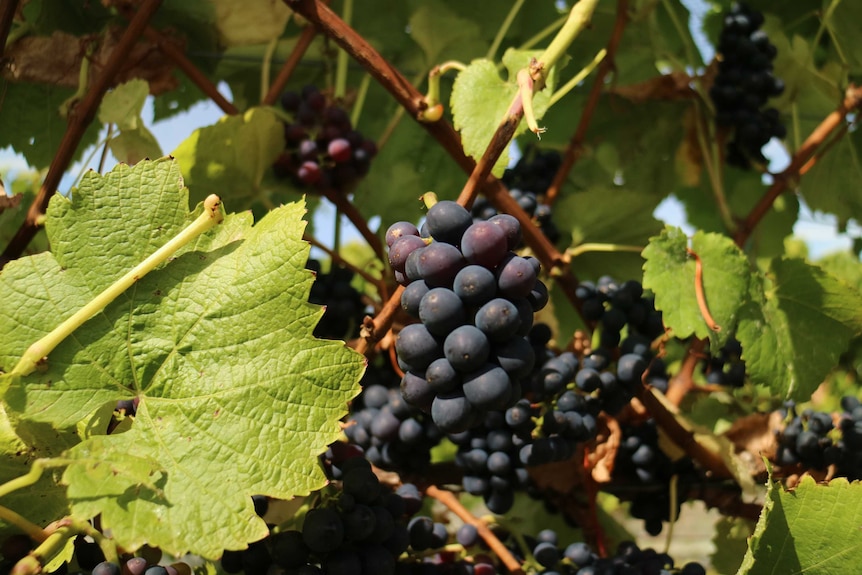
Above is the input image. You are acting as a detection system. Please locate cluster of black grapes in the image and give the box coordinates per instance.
[775,396,862,478]
[387,201,549,433]
[272,85,377,191]
[710,3,786,169]
[612,420,697,536]
[702,338,747,387]
[577,277,665,350]
[472,148,561,244]
[306,259,369,341]
[221,457,421,575]
[343,375,443,473]
[509,535,706,575]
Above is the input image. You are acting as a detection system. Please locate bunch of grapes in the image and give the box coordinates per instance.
[577,277,665,349]
[775,397,862,478]
[472,148,561,244]
[306,259,370,341]
[710,2,786,169]
[612,420,697,536]
[221,457,422,575]
[387,201,549,433]
[272,85,377,192]
[702,338,747,387]
[343,380,444,473]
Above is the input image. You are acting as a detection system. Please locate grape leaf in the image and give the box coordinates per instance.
[408,0,486,67]
[738,473,862,575]
[99,79,162,164]
[0,406,75,538]
[0,81,100,170]
[712,516,754,575]
[451,49,559,176]
[556,186,663,282]
[171,108,285,208]
[0,158,365,557]
[642,227,751,349]
[736,257,862,401]
[822,0,862,74]
[800,129,862,228]
[211,0,291,47]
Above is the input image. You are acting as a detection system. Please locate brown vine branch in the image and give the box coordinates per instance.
[425,485,525,575]
[261,23,318,106]
[455,93,524,209]
[141,26,238,116]
[319,188,385,262]
[303,233,386,296]
[0,0,164,270]
[546,0,629,205]
[734,83,862,247]
[0,0,20,60]
[664,337,707,406]
[356,284,404,356]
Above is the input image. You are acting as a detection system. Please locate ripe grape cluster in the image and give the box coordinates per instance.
[577,277,665,350]
[221,457,422,575]
[272,86,377,192]
[343,374,443,473]
[710,2,786,169]
[612,420,697,536]
[306,259,369,341]
[472,148,561,244]
[387,201,549,433]
[702,338,747,387]
[775,397,862,478]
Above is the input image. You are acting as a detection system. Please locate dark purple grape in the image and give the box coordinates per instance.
[92,563,122,575]
[489,214,522,250]
[431,390,475,433]
[453,265,497,306]
[270,530,309,568]
[125,558,149,575]
[386,221,420,247]
[297,161,321,185]
[400,280,429,317]
[419,288,466,336]
[416,242,465,287]
[462,364,512,411]
[389,235,427,274]
[495,254,537,299]
[456,524,479,547]
[328,138,352,163]
[461,222,508,269]
[444,325,490,373]
[425,357,461,393]
[302,507,344,553]
[396,323,441,372]
[474,298,521,342]
[425,200,473,245]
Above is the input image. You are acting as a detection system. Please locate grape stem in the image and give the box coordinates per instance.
[58,41,95,119]
[356,284,405,356]
[334,0,353,101]
[9,516,117,575]
[686,247,721,332]
[6,195,224,380]
[423,60,467,109]
[663,337,708,406]
[424,485,525,575]
[546,48,607,108]
[0,0,164,270]
[0,505,47,543]
[546,0,629,206]
[261,22,319,106]
[566,242,643,258]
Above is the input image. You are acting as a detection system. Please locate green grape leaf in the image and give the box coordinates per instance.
[211,0,291,47]
[0,158,364,557]
[0,81,100,170]
[737,258,862,401]
[738,474,862,575]
[0,406,75,538]
[712,516,755,575]
[408,0,486,67]
[556,186,663,282]
[172,108,285,207]
[800,129,862,228]
[642,227,751,349]
[822,0,862,74]
[98,79,149,131]
[109,128,163,165]
[451,49,559,176]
